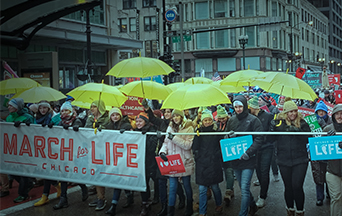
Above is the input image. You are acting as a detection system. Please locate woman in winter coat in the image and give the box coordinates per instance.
[192,109,223,216]
[270,98,310,216]
[53,102,88,210]
[159,109,195,216]
[104,107,135,216]
[311,100,332,206]
[86,100,110,211]
[322,104,342,216]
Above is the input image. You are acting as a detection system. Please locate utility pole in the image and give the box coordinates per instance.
[85,8,92,79]
[179,2,184,80]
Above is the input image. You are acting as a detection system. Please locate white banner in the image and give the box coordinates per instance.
[0,122,147,191]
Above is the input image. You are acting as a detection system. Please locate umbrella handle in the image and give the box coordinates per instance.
[140,79,145,99]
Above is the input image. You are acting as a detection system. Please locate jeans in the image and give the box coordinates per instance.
[169,176,193,206]
[159,178,185,204]
[326,172,342,216]
[271,150,279,175]
[279,163,308,211]
[43,179,58,196]
[316,183,329,201]
[234,169,255,216]
[224,167,235,190]
[112,189,132,204]
[199,184,222,215]
[256,148,274,199]
[12,175,33,198]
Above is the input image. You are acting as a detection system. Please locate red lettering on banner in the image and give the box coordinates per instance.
[127,144,138,168]
[42,163,47,169]
[82,168,86,174]
[91,141,103,164]
[113,143,124,166]
[60,138,73,161]
[74,167,78,173]
[91,169,95,175]
[34,136,46,158]
[48,137,58,159]
[51,164,55,170]
[19,135,32,156]
[105,142,110,165]
[4,133,17,155]
[65,166,69,172]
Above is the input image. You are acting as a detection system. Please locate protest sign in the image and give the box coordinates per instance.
[309,136,342,161]
[304,114,322,137]
[0,122,147,191]
[155,154,185,175]
[120,96,144,116]
[220,135,253,162]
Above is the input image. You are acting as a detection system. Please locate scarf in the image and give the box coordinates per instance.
[61,111,77,126]
[36,113,52,125]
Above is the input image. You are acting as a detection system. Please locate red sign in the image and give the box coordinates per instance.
[260,105,270,113]
[328,74,340,86]
[155,154,185,175]
[295,67,306,79]
[120,96,144,116]
[334,90,342,104]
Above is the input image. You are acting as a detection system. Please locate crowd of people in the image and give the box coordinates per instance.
[0,88,342,216]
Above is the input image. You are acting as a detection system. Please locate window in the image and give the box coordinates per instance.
[64,5,104,25]
[230,29,236,47]
[196,2,209,20]
[143,0,156,7]
[272,1,277,17]
[145,41,158,58]
[317,35,319,46]
[144,16,156,31]
[123,0,136,9]
[214,0,227,18]
[196,32,210,49]
[218,58,236,71]
[195,59,213,78]
[229,0,235,17]
[244,0,254,17]
[266,57,271,70]
[246,26,255,47]
[215,30,228,48]
[312,33,315,44]
[130,18,136,32]
[272,31,278,48]
[119,18,127,33]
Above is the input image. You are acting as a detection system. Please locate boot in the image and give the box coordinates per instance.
[224,189,234,206]
[184,201,193,216]
[157,203,168,216]
[140,202,151,216]
[53,197,69,210]
[178,192,185,209]
[295,210,305,216]
[81,186,88,202]
[286,207,295,216]
[105,204,116,215]
[167,206,175,216]
[34,194,49,207]
[122,193,134,208]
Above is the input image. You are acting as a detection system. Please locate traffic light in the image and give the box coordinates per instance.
[173,61,180,73]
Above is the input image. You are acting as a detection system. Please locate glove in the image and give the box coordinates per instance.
[167,132,174,140]
[317,118,326,128]
[228,130,236,138]
[160,152,168,161]
[327,130,336,136]
[269,120,276,131]
[239,152,250,160]
[97,127,102,132]
[42,123,46,127]
[25,121,31,126]
[142,99,149,109]
[120,128,125,134]
[156,131,162,139]
[63,124,69,130]
[14,121,21,127]
[142,130,147,135]
[73,125,79,132]
[94,122,100,128]
[48,123,53,128]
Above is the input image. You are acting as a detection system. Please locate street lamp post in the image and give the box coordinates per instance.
[239,35,248,70]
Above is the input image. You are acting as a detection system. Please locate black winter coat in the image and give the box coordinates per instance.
[104,116,132,131]
[192,124,224,186]
[272,119,310,167]
[225,95,264,170]
[255,109,275,150]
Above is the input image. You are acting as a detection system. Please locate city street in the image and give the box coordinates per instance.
[1,164,330,216]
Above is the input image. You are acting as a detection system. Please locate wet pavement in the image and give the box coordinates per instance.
[1,164,330,216]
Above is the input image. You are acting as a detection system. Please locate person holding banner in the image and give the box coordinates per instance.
[192,109,223,216]
[224,95,263,216]
[311,100,332,206]
[322,104,342,216]
[270,97,310,216]
[86,100,110,211]
[104,107,135,215]
[159,110,195,216]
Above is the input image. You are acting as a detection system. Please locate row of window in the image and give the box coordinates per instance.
[302,29,328,49]
[301,9,327,34]
[330,47,342,60]
[122,0,156,9]
[119,16,156,32]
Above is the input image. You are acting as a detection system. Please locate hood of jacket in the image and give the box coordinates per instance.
[233,95,248,120]
[315,100,328,113]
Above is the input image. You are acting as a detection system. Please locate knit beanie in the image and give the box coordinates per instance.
[233,100,243,107]
[248,96,259,109]
[109,107,122,118]
[136,112,149,123]
[38,101,51,109]
[260,94,269,103]
[201,109,213,121]
[29,104,38,113]
[216,105,228,118]
[61,102,73,112]
[283,97,298,113]
[172,109,184,118]
[8,98,19,110]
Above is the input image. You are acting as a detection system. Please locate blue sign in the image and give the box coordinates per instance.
[309,136,342,161]
[165,9,177,22]
[220,135,253,162]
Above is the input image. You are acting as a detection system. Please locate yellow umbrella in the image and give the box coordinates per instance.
[184,77,213,84]
[71,101,113,111]
[167,82,189,91]
[250,72,317,101]
[0,78,40,95]
[106,57,174,78]
[120,80,172,100]
[11,86,66,103]
[220,69,263,87]
[211,80,246,93]
[161,84,231,110]
[67,82,127,110]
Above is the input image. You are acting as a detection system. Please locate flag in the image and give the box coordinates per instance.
[2,61,19,78]
[211,72,222,81]
[295,67,306,79]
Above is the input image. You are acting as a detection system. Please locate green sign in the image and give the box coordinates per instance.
[172,35,192,43]
[183,35,191,41]
[304,114,322,136]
